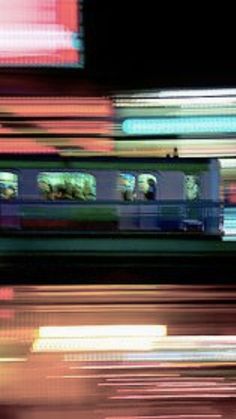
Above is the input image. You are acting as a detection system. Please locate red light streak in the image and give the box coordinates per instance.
[0,287,14,301]
[0,309,15,319]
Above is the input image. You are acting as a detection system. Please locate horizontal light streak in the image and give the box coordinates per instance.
[64,335,236,346]
[115,139,236,157]
[223,235,236,241]
[0,28,75,51]
[117,88,236,98]
[105,415,222,418]
[99,381,226,387]
[0,121,113,135]
[33,338,159,352]
[106,377,222,383]
[126,349,236,362]
[38,325,167,338]
[58,335,236,359]
[0,139,234,157]
[0,357,27,362]
[122,116,236,135]
[115,97,236,108]
[0,97,113,117]
[158,88,236,98]
[33,325,167,353]
[0,287,14,300]
[0,138,113,154]
[74,364,174,370]
[116,107,236,119]
[110,394,235,399]
[48,373,180,379]
[117,386,236,393]
[220,158,236,168]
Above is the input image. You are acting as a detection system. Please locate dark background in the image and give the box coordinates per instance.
[0,0,235,94]
[84,0,236,90]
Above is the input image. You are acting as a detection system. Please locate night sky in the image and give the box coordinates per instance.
[84,0,236,90]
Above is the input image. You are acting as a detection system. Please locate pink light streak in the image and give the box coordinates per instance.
[0,0,80,65]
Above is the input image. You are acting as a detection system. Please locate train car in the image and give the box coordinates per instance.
[0,155,222,236]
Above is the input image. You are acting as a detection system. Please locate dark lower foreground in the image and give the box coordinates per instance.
[2,231,236,284]
[0,234,229,257]
[1,400,236,419]
[1,251,236,284]
[1,285,236,418]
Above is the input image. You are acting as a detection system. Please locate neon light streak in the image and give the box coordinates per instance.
[122,116,236,135]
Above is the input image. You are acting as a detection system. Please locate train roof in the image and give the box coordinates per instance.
[0,155,213,173]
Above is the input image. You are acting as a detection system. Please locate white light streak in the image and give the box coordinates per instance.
[0,26,74,52]
[158,88,236,98]
[0,357,27,363]
[219,158,236,168]
[38,325,167,339]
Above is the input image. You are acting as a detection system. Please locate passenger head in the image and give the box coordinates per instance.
[39,181,54,199]
[54,184,67,199]
[1,185,16,199]
[39,181,51,192]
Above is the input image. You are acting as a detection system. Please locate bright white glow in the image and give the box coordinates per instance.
[38,325,167,338]
[33,337,159,352]
[0,26,74,52]
[33,325,167,353]
[219,158,236,168]
[115,97,236,108]
[37,334,236,356]
[158,88,236,98]
[0,357,27,362]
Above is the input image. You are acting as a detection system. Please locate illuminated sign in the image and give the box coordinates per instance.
[0,0,83,67]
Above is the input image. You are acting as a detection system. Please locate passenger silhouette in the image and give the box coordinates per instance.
[144,178,156,201]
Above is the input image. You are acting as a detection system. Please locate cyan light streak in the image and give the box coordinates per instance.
[122,116,236,135]
[223,208,236,237]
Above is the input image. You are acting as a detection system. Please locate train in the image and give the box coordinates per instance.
[0,155,223,235]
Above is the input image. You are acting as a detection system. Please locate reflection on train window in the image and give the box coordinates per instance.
[118,173,136,201]
[185,175,200,200]
[0,172,18,200]
[38,172,96,201]
[138,174,157,201]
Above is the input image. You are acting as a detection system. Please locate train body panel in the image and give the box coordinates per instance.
[0,156,222,235]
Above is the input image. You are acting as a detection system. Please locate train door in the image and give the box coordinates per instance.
[137,173,159,230]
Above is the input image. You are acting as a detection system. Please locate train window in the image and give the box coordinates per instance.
[138,174,157,201]
[0,172,18,200]
[185,175,200,200]
[38,172,96,201]
[118,173,136,201]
